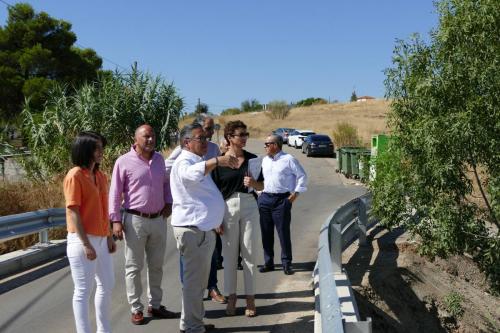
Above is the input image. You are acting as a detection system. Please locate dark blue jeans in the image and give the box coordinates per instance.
[179,246,218,290]
[258,192,293,268]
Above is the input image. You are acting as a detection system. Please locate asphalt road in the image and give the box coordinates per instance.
[0,138,366,333]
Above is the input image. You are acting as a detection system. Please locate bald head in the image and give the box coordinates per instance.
[135,124,154,138]
[134,124,156,158]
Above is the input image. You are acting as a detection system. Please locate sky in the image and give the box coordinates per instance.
[0,0,439,114]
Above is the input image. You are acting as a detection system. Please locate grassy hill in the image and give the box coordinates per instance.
[216,99,390,146]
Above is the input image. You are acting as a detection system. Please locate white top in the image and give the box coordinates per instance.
[165,141,220,175]
[262,151,308,194]
[170,150,225,231]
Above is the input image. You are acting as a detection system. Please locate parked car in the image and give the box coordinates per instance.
[287,130,316,148]
[301,134,334,157]
[273,127,295,143]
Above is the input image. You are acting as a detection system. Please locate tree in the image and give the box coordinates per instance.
[241,99,262,113]
[350,91,357,102]
[373,0,499,292]
[195,102,208,115]
[21,67,184,179]
[0,3,102,119]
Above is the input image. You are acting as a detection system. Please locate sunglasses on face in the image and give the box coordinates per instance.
[203,126,214,132]
[190,136,208,143]
[264,142,276,147]
[232,132,250,138]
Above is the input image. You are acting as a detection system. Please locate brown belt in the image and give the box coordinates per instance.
[125,208,162,219]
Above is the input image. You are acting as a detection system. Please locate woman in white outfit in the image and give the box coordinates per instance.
[212,120,263,317]
[63,131,116,333]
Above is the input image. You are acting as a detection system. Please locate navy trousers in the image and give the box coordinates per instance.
[258,192,292,268]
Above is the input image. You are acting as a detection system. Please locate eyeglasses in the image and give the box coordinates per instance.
[264,142,276,147]
[189,136,208,143]
[203,126,214,132]
[232,133,250,138]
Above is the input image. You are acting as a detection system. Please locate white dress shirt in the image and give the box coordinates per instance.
[170,149,225,231]
[165,141,220,175]
[262,151,308,194]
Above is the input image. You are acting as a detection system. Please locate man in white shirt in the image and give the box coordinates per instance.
[258,134,308,275]
[170,123,237,333]
[166,116,226,304]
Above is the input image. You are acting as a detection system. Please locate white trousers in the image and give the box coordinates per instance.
[67,233,115,333]
[222,192,260,296]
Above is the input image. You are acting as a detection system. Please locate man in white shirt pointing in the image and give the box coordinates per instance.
[170,123,237,333]
[258,134,308,275]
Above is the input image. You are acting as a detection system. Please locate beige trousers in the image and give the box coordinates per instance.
[222,192,260,296]
[123,213,167,313]
[173,226,215,333]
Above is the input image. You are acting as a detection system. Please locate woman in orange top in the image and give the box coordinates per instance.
[63,131,116,333]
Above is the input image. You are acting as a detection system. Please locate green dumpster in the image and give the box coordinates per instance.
[335,148,342,172]
[349,148,370,179]
[371,134,389,157]
[358,150,372,181]
[341,148,353,176]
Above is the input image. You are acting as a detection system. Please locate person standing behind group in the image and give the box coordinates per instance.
[109,125,179,325]
[166,116,226,304]
[170,123,238,333]
[64,131,115,333]
[258,134,307,275]
[211,120,263,317]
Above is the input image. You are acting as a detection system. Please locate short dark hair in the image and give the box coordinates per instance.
[224,120,247,142]
[71,131,107,171]
[270,134,283,149]
[180,123,203,147]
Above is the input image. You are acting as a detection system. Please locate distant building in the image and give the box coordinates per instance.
[356,96,375,102]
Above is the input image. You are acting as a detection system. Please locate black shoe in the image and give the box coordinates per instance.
[259,265,275,273]
[180,323,215,333]
[283,266,294,275]
[237,263,243,270]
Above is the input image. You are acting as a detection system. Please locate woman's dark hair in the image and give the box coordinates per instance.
[71,131,107,171]
[224,120,247,142]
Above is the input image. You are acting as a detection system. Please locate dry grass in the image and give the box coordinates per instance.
[0,178,66,254]
[216,99,390,146]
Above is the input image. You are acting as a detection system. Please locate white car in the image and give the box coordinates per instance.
[287,129,316,148]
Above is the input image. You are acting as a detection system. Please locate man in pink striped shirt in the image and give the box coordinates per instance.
[109,124,180,325]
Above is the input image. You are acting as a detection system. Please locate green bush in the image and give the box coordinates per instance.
[444,292,464,317]
[220,108,241,116]
[21,68,183,179]
[331,122,362,148]
[265,100,290,120]
[295,97,327,107]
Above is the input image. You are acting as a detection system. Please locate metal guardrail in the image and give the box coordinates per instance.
[314,193,376,333]
[0,208,66,243]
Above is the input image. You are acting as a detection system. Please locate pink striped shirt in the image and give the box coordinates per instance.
[109,147,172,222]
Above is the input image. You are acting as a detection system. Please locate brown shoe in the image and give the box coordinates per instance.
[226,293,237,316]
[208,287,227,304]
[131,310,144,325]
[147,305,180,319]
[245,295,257,317]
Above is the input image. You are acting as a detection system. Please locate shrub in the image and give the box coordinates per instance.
[295,97,327,107]
[220,108,241,116]
[331,122,362,148]
[444,292,465,317]
[265,100,290,120]
[21,68,183,179]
